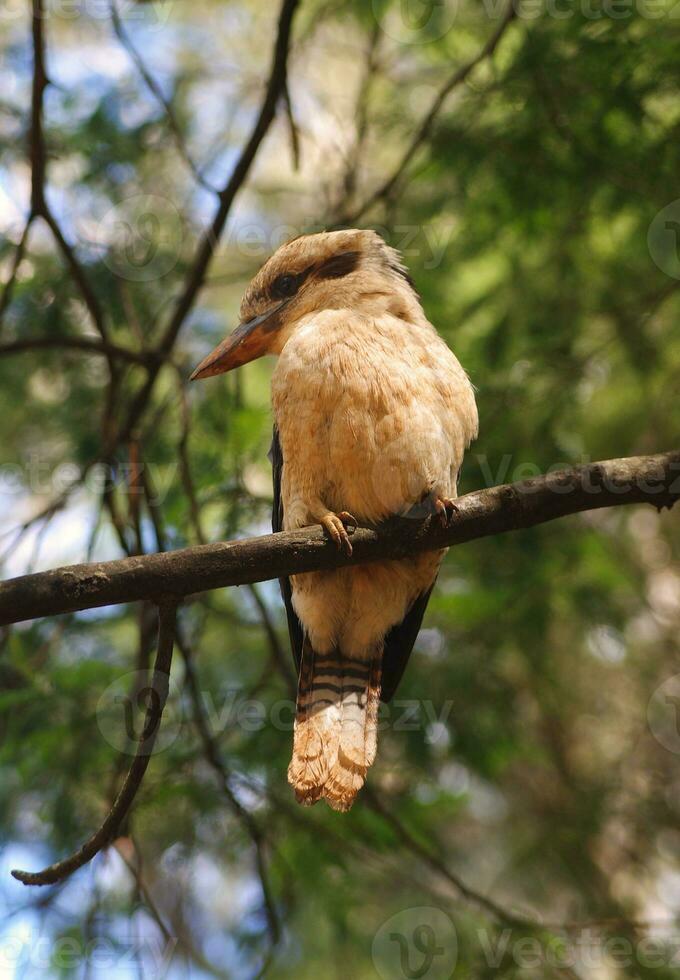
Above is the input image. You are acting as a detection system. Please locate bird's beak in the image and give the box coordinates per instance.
[189,300,290,380]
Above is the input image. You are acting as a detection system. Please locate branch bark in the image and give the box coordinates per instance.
[0,451,677,627]
[0,335,157,366]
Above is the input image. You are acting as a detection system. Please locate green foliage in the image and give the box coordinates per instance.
[1,1,679,977]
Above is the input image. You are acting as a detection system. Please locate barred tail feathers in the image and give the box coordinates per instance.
[288,639,382,810]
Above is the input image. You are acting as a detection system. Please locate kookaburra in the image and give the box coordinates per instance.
[191,229,477,811]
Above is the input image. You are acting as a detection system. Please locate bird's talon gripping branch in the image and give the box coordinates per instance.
[321,511,357,556]
[434,496,460,528]
[336,511,358,533]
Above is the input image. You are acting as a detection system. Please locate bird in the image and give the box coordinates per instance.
[191,229,478,811]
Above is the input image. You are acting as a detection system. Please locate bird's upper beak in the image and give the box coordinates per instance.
[189,299,290,380]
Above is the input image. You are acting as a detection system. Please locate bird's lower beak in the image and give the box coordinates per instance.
[189,301,288,380]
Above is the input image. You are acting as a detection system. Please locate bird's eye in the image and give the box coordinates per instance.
[272,273,298,299]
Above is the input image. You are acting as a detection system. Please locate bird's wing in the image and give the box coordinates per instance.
[269,425,304,673]
[380,583,435,703]
[270,425,436,697]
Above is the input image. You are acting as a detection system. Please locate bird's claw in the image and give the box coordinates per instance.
[321,511,357,556]
[433,496,459,528]
[336,511,358,532]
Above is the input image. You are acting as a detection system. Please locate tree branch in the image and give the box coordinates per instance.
[29,0,47,216]
[11,601,177,885]
[0,335,157,366]
[0,219,33,331]
[29,0,111,346]
[115,0,301,447]
[0,451,677,627]
[39,207,111,345]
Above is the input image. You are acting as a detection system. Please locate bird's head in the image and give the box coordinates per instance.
[190,228,418,380]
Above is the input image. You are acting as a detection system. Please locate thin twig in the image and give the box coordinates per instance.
[0,218,33,330]
[113,839,175,944]
[247,583,296,694]
[29,0,111,346]
[177,379,206,544]
[28,0,122,458]
[115,0,301,448]
[283,80,300,171]
[332,21,382,215]
[115,838,231,980]
[0,336,156,367]
[365,787,534,931]
[0,460,92,560]
[177,631,281,945]
[137,447,282,947]
[11,600,178,885]
[109,0,217,193]
[340,1,517,224]
[40,206,112,347]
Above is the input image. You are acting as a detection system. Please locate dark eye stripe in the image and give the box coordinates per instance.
[267,251,359,302]
[316,250,360,280]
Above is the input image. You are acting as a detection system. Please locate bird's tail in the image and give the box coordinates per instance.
[288,638,382,811]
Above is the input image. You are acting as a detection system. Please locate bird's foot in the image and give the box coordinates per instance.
[432,496,460,528]
[320,511,357,556]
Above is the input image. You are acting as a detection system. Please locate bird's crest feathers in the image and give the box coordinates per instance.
[239,228,418,325]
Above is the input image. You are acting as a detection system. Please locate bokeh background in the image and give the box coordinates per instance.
[1,0,680,976]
